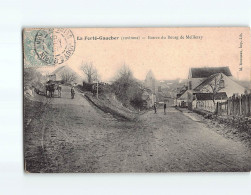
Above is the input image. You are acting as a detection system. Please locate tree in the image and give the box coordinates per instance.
[24,68,42,85]
[113,64,133,97]
[117,64,133,80]
[60,71,77,84]
[81,61,98,83]
[112,64,144,109]
[201,73,225,104]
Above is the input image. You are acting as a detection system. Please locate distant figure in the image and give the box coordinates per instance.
[57,84,62,97]
[164,103,167,115]
[153,102,157,114]
[71,86,75,99]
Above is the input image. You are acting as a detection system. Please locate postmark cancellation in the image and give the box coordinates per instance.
[23,28,75,68]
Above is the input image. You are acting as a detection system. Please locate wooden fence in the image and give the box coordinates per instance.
[216,94,251,117]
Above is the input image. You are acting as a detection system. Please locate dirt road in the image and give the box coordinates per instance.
[24,86,251,172]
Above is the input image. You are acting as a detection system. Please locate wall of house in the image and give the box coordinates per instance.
[193,99,226,112]
[219,75,246,97]
[176,99,188,107]
[142,92,156,108]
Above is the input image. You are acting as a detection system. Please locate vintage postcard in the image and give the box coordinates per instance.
[23,27,251,173]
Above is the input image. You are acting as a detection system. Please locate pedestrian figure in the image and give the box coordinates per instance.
[57,84,62,97]
[164,102,167,115]
[71,86,75,99]
[153,102,157,114]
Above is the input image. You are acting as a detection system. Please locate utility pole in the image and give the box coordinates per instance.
[96,80,99,99]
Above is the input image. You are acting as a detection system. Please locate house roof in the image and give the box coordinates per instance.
[177,89,188,98]
[194,73,224,92]
[194,92,228,100]
[177,90,189,100]
[190,67,232,78]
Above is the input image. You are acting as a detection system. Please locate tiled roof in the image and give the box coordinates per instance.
[191,67,232,78]
[194,73,223,92]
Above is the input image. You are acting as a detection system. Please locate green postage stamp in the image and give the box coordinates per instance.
[23,28,75,68]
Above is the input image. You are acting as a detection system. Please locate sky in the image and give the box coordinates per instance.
[38,27,251,82]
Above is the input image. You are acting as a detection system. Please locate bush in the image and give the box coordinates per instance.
[24,68,43,86]
[111,66,144,110]
[24,68,46,92]
[82,81,93,91]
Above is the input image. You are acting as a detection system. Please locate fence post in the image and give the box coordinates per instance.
[244,95,247,116]
[249,94,251,117]
[248,94,251,117]
[232,96,234,115]
[247,95,249,116]
[239,96,242,116]
[226,100,228,115]
[216,102,218,115]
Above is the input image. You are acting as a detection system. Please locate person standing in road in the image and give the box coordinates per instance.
[71,86,75,99]
[153,102,157,114]
[164,102,167,115]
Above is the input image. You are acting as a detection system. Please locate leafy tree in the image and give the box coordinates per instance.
[112,64,144,109]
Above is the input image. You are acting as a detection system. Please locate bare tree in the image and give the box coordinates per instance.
[117,64,133,80]
[201,73,225,104]
[60,71,77,84]
[81,61,98,83]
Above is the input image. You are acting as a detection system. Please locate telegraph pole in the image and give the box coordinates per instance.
[96,80,99,99]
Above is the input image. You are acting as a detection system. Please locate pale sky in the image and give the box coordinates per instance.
[39,27,251,82]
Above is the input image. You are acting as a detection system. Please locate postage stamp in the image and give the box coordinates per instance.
[23,28,75,68]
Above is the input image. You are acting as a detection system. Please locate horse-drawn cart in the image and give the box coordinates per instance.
[45,81,62,98]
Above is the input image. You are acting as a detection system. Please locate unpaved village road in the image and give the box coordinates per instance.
[24,86,251,172]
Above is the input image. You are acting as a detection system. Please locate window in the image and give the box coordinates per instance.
[219,80,224,88]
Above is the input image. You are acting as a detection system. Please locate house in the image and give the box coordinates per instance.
[141,89,156,108]
[187,66,236,110]
[188,66,232,90]
[176,90,190,107]
[156,89,174,106]
[175,85,188,106]
[177,66,246,110]
[50,65,83,84]
[48,74,56,81]
[144,70,176,105]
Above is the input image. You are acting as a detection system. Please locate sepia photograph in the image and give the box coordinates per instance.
[23,27,251,173]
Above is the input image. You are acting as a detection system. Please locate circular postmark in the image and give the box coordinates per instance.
[34,28,75,65]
